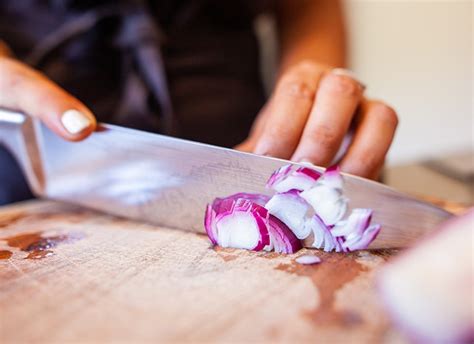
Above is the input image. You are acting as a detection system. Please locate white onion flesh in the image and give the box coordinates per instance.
[216,212,261,250]
[205,165,381,254]
[265,192,311,239]
[295,254,322,265]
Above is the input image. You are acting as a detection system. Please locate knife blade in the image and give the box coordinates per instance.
[0,109,452,248]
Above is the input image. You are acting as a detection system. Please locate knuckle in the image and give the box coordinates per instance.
[277,78,316,101]
[310,124,340,151]
[0,59,27,89]
[372,101,399,127]
[293,60,319,73]
[322,73,361,97]
[355,149,380,171]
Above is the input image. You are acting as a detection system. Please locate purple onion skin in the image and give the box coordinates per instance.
[268,215,302,254]
[204,204,218,245]
[296,167,321,180]
[266,164,292,188]
[206,165,382,254]
[205,193,281,252]
[251,205,271,251]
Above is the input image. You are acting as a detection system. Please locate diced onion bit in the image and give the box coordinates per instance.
[295,254,322,265]
[204,164,381,254]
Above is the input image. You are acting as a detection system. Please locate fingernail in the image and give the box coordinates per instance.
[331,68,366,91]
[61,109,91,134]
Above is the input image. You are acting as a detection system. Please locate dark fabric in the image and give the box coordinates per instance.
[0,0,274,204]
[0,148,34,205]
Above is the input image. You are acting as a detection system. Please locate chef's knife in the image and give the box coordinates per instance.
[0,108,452,248]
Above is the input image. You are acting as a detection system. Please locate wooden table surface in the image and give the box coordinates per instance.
[0,199,464,343]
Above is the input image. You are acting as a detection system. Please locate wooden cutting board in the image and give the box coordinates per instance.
[0,199,465,343]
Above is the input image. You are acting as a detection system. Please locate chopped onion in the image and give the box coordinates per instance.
[300,166,347,226]
[295,254,322,265]
[205,193,300,253]
[341,224,381,251]
[266,164,292,189]
[205,164,381,254]
[264,190,311,239]
[268,216,302,254]
[266,164,321,193]
[305,215,342,252]
[214,198,270,250]
[331,208,372,238]
[331,209,381,252]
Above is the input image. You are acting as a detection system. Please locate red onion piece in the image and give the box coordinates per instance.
[204,204,218,245]
[265,190,311,239]
[341,224,381,252]
[205,164,381,254]
[301,185,347,226]
[295,254,322,265]
[266,164,321,193]
[321,165,344,189]
[205,193,300,254]
[306,215,342,252]
[215,198,270,250]
[331,209,381,252]
[300,166,347,226]
[266,164,292,188]
[331,208,373,238]
[268,216,302,254]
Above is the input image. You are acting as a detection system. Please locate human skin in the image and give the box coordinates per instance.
[237,0,398,180]
[0,0,397,180]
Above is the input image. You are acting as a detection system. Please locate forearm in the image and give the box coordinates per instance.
[276,0,346,73]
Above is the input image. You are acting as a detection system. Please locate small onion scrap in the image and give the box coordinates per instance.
[204,164,381,254]
[295,254,322,265]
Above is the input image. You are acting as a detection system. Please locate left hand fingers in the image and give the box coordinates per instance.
[339,100,398,179]
[291,72,364,165]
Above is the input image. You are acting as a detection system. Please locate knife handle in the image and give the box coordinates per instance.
[0,108,45,194]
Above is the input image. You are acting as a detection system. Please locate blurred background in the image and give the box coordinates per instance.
[258,0,473,204]
[347,0,472,204]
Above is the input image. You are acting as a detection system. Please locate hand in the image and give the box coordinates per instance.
[0,56,96,141]
[236,61,398,180]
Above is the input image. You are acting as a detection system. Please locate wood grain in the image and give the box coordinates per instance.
[0,199,458,343]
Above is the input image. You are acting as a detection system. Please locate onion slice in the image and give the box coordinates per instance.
[306,215,342,252]
[266,164,321,193]
[265,190,311,239]
[300,166,347,226]
[205,164,381,254]
[205,193,301,254]
[331,208,381,252]
[268,216,302,254]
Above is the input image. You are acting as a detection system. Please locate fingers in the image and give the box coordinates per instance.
[253,62,324,159]
[0,57,96,141]
[339,100,398,179]
[291,72,364,165]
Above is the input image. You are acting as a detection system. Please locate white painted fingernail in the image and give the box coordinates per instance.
[61,109,91,134]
